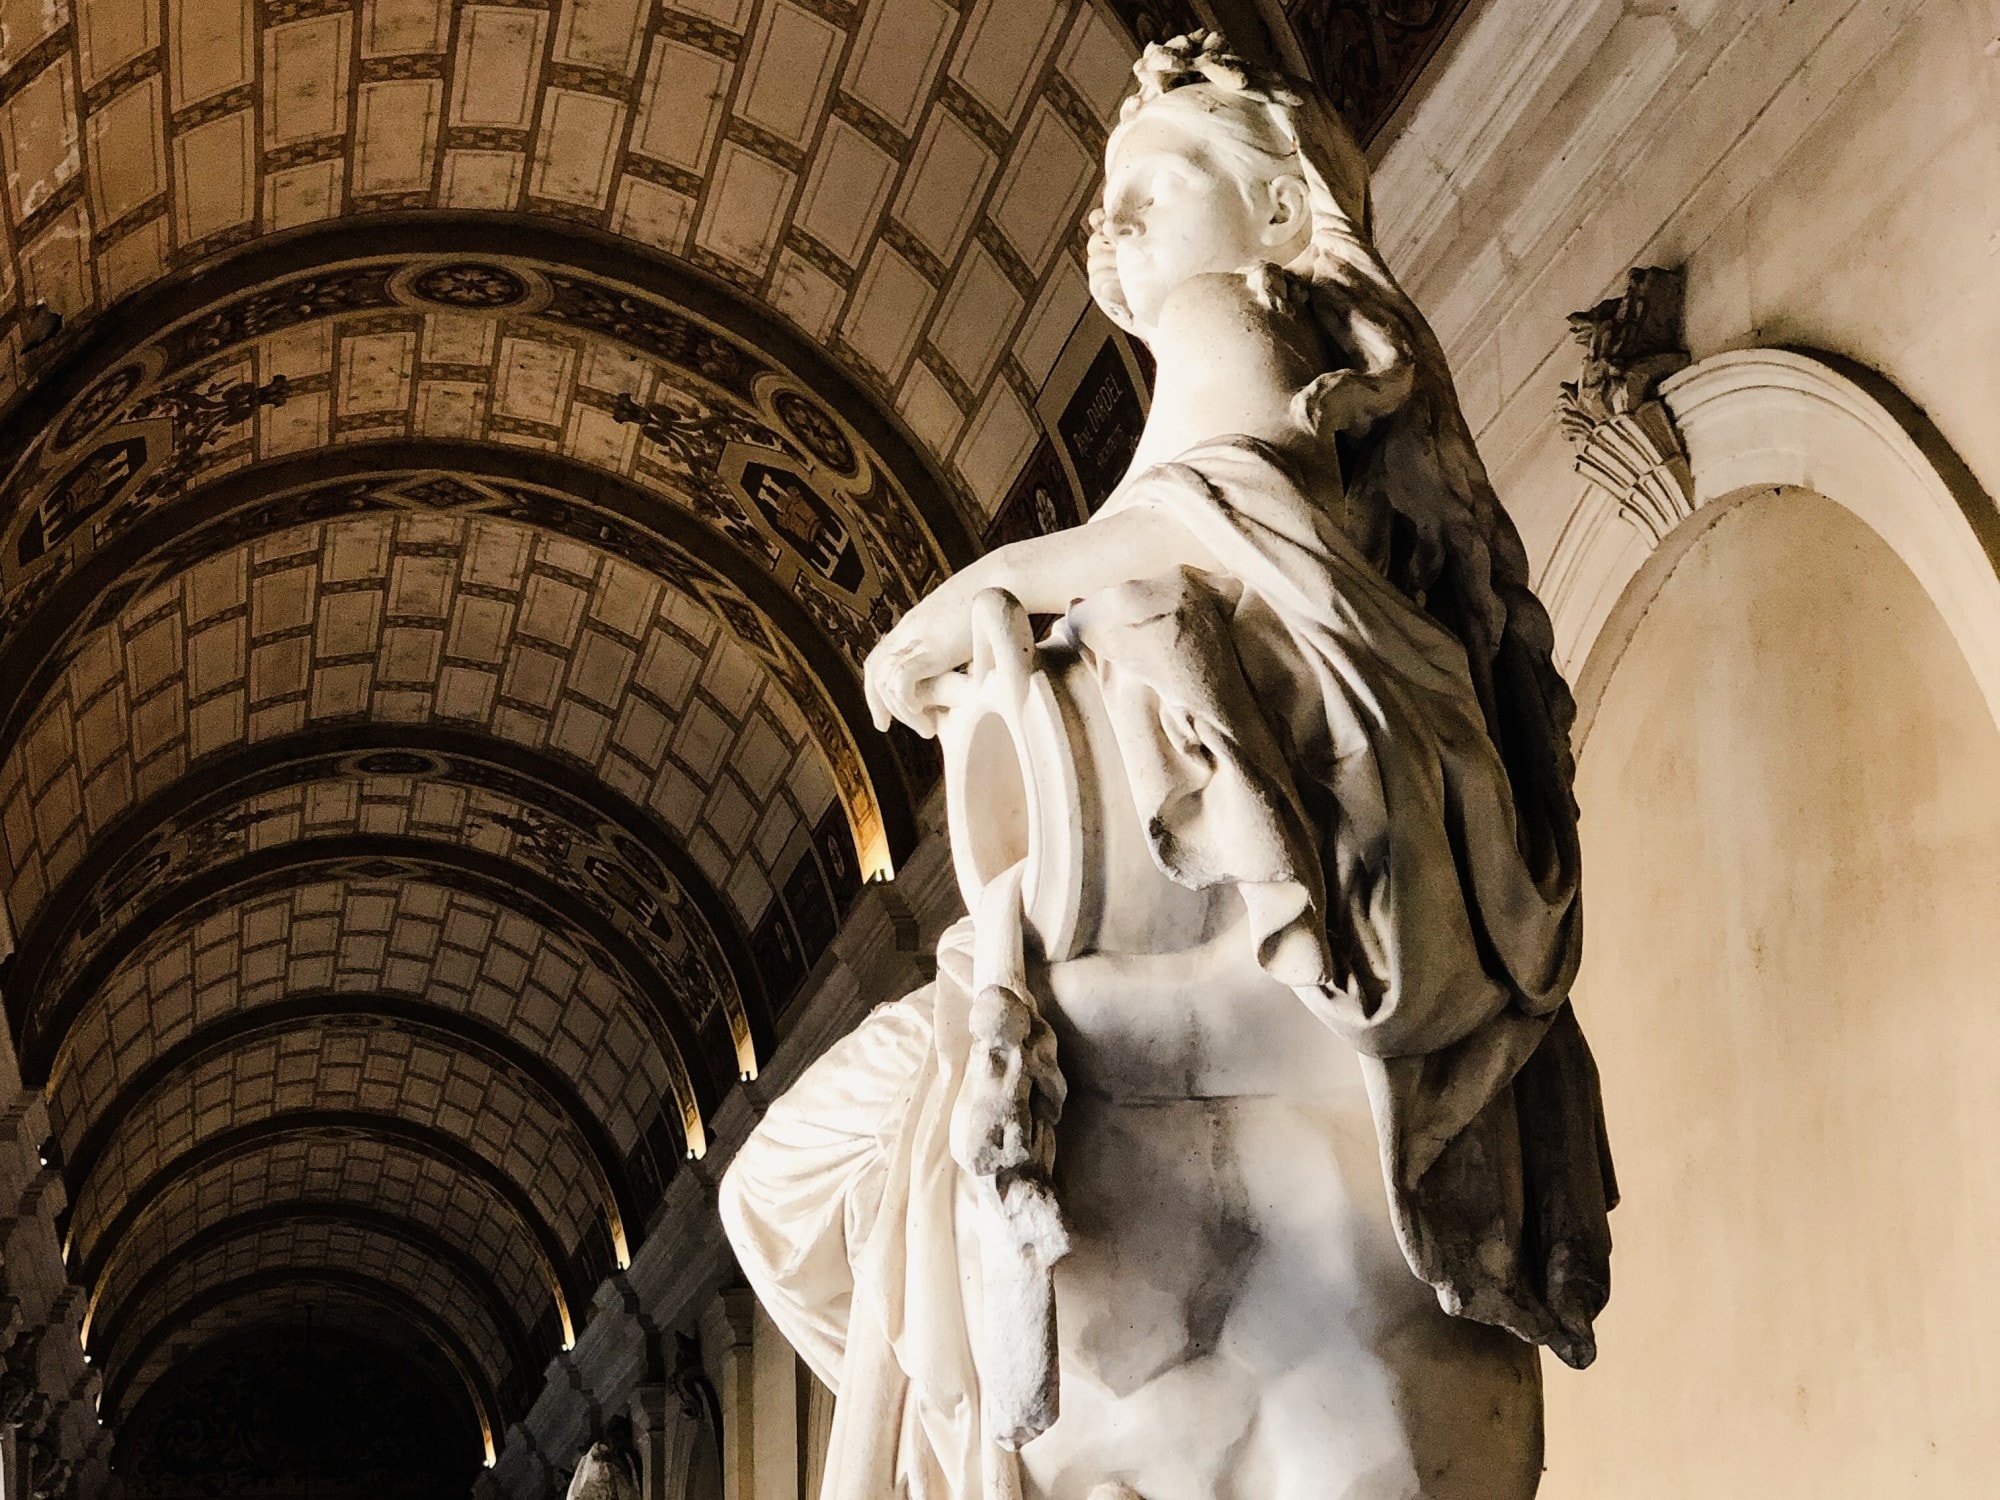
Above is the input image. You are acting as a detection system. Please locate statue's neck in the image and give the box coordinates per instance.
[1125,272,1328,477]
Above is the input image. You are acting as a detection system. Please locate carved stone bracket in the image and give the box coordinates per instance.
[1558,267,1694,546]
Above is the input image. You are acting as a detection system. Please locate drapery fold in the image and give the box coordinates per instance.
[721,926,1023,1500]
[722,437,1617,1500]
[1078,438,1613,1365]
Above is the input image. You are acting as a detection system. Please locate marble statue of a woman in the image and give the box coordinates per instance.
[721,32,1615,1500]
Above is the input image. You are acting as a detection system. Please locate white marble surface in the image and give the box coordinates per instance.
[723,32,1612,1500]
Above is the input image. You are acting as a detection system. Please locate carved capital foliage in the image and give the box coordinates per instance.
[1559,267,1696,546]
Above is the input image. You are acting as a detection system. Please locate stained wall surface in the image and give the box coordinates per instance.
[1370,6,2000,1484]
[1542,489,2000,1495]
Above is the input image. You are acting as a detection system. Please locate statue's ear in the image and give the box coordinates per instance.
[1265,174,1311,246]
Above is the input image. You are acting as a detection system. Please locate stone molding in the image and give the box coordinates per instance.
[1369,0,1628,287]
[1539,347,2000,745]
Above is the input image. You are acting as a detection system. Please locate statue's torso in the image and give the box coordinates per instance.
[1019,925,1542,1500]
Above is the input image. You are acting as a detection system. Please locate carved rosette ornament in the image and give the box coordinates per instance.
[1559,266,1696,545]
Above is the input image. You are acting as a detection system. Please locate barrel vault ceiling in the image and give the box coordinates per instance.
[0,0,1148,515]
[0,0,1164,1460]
[0,0,1472,1473]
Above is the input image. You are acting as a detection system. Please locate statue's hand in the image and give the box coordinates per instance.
[864,595,972,737]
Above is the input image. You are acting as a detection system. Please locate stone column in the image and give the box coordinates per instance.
[702,1291,757,1500]
[748,1312,798,1500]
[800,1375,833,1500]
[630,1383,704,1500]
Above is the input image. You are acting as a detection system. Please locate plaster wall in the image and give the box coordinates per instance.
[1545,491,2000,1493]
[1377,0,2000,569]
[1372,0,2000,1489]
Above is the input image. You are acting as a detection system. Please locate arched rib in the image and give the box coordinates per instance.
[91,1200,545,1387]
[62,991,642,1259]
[19,836,717,1163]
[75,1110,590,1336]
[101,1266,505,1442]
[9,722,773,1063]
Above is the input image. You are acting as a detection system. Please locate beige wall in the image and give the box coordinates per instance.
[1540,489,2000,1496]
[1375,10,2000,1481]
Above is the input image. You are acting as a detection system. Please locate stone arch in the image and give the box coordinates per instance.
[93,1205,536,1403]
[1537,348,2000,745]
[102,1268,507,1446]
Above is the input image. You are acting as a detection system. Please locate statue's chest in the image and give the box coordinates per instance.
[1039,917,1354,1103]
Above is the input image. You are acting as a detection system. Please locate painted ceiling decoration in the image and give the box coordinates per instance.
[0,225,969,875]
[1279,0,1474,143]
[0,0,1145,516]
[0,0,1480,1476]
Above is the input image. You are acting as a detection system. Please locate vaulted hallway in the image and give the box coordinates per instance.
[0,1,1994,1496]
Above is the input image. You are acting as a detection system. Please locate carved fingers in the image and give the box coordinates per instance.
[863,634,942,737]
[862,603,972,737]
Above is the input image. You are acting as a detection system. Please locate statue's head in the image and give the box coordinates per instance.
[1094,32,1374,336]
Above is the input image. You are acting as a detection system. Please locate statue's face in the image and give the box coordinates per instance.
[1101,110,1308,330]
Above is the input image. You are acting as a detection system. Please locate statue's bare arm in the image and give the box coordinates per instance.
[864,507,1220,735]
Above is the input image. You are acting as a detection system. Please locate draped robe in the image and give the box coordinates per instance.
[720,437,1616,1500]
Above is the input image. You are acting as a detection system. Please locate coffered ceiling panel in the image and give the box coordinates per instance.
[95,1140,551,1351]
[3,282,928,880]
[0,507,880,1086]
[112,1279,503,1458]
[82,1113,588,1342]
[47,874,674,1164]
[70,1023,609,1265]
[5,507,838,935]
[100,1225,515,1419]
[102,1218,517,1384]
[0,0,1140,514]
